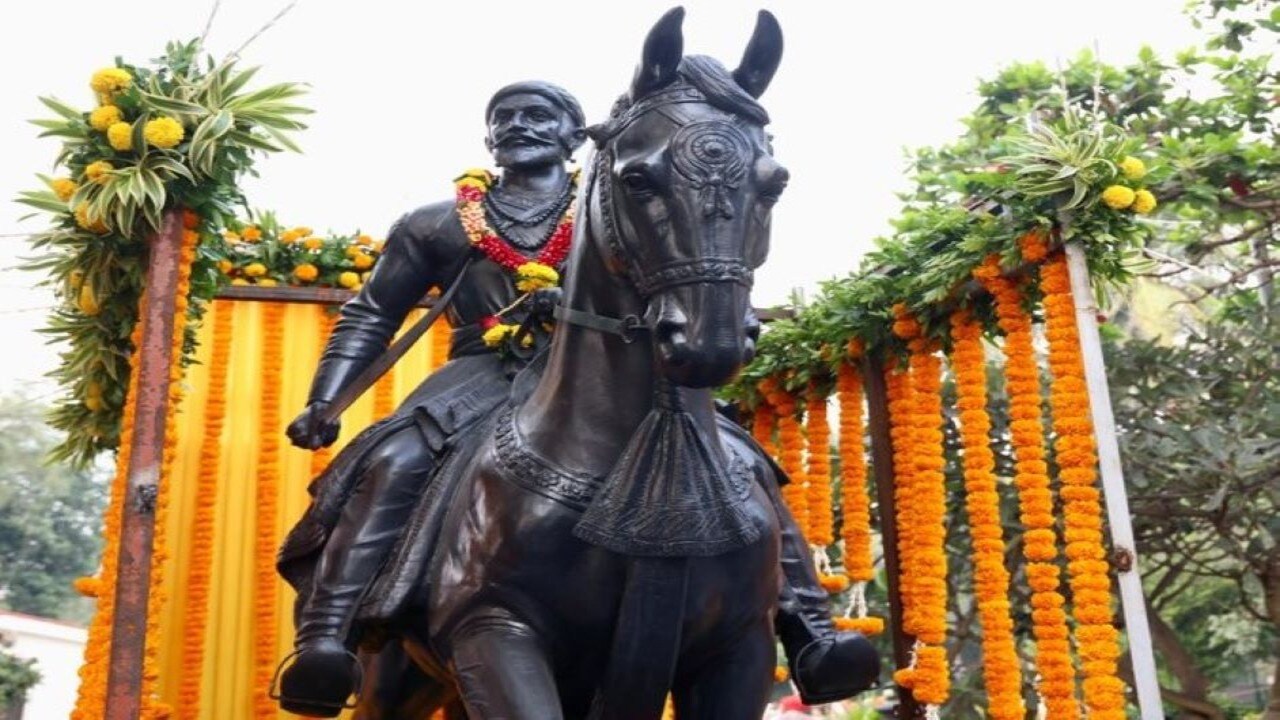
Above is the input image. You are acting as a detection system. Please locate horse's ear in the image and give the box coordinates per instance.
[631,6,685,101]
[733,10,783,98]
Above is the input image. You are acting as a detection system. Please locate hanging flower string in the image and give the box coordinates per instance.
[834,349,884,636]
[751,398,778,459]
[883,360,917,646]
[252,302,286,716]
[950,308,1025,720]
[904,316,950,710]
[1042,250,1126,720]
[455,168,577,346]
[761,377,810,538]
[174,299,232,720]
[805,382,846,593]
[71,315,145,720]
[975,252,1079,719]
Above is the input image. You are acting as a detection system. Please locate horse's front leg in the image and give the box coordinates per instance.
[448,613,563,720]
[672,618,776,720]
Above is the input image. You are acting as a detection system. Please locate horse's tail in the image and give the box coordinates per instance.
[589,556,689,720]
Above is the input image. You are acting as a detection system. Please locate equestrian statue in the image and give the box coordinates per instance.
[274,8,880,718]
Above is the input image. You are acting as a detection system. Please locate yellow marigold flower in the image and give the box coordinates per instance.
[241,226,262,242]
[106,122,133,152]
[230,278,250,286]
[356,234,373,246]
[89,105,123,132]
[280,229,301,243]
[243,262,267,278]
[338,271,361,289]
[84,394,105,412]
[216,259,233,274]
[223,230,240,242]
[51,177,78,201]
[1119,156,1146,181]
[352,252,375,270]
[773,666,789,683]
[1100,185,1135,210]
[74,203,109,234]
[1131,189,1157,215]
[257,278,279,287]
[77,282,101,315]
[360,272,371,282]
[482,323,517,348]
[89,67,132,95]
[143,117,185,149]
[515,261,559,292]
[292,226,313,237]
[293,263,319,282]
[84,160,114,184]
[302,237,323,250]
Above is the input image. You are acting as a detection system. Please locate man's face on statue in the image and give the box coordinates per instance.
[485,93,576,170]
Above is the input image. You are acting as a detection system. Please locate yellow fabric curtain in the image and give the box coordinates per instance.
[154,299,446,719]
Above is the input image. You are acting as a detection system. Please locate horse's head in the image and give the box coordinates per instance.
[587,7,786,389]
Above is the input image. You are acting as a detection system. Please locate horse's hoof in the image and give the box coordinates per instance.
[276,638,359,717]
[790,631,881,705]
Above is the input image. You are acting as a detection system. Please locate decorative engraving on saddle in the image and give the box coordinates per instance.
[492,406,606,510]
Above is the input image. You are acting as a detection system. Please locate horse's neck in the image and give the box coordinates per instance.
[515,205,722,477]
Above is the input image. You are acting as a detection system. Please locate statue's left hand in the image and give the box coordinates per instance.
[286,401,341,449]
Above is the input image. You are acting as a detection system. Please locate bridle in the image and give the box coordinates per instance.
[553,83,758,341]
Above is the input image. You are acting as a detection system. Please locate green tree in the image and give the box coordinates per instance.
[0,640,40,715]
[902,1,1277,716]
[0,392,108,622]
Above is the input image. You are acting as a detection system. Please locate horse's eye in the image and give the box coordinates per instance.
[621,172,657,197]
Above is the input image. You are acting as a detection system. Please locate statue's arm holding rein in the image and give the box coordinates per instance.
[287,203,454,449]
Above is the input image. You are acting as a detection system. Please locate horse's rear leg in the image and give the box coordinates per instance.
[450,617,562,720]
[673,622,775,720]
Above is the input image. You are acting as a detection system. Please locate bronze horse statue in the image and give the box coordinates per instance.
[341,9,848,718]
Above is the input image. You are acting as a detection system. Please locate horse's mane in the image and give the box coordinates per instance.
[592,55,770,142]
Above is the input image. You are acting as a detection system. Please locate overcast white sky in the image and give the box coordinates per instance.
[0,0,1203,391]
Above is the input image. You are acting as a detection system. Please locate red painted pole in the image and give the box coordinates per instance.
[104,209,185,719]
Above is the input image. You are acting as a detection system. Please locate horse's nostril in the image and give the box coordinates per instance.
[654,318,687,344]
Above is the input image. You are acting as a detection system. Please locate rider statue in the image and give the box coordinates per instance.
[275,80,875,717]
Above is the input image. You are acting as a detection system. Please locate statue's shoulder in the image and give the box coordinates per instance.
[387,199,467,263]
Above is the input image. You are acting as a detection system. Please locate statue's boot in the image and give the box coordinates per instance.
[773,493,881,705]
[277,429,434,717]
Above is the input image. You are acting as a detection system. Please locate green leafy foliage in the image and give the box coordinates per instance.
[0,393,108,623]
[0,640,40,711]
[19,40,309,466]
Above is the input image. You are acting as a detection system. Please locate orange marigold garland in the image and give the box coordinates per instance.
[1042,251,1126,719]
[805,383,834,547]
[763,377,810,538]
[836,359,883,636]
[883,360,918,655]
[252,302,286,716]
[71,317,145,720]
[975,255,1079,718]
[950,308,1026,720]
[751,398,778,459]
[904,326,950,708]
[174,299,232,720]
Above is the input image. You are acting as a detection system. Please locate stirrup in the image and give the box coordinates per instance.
[269,646,365,711]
